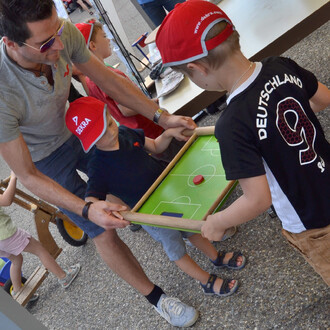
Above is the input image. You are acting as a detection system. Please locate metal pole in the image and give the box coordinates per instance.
[92,0,151,97]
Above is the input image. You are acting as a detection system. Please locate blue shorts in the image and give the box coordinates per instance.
[142,225,194,261]
[34,135,105,239]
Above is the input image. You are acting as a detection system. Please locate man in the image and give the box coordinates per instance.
[0,0,198,327]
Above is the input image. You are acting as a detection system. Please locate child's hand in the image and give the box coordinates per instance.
[10,171,17,181]
[201,214,227,241]
[163,126,190,142]
[152,97,159,105]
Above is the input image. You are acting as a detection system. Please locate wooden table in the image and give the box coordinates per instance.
[151,0,329,116]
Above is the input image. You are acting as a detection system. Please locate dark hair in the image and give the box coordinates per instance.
[0,0,54,44]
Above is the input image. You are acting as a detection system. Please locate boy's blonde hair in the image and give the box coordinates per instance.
[173,22,240,73]
[89,21,103,44]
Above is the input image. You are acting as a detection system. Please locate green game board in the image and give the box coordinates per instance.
[135,135,236,232]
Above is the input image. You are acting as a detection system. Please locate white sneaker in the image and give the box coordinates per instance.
[154,294,198,327]
[58,263,81,289]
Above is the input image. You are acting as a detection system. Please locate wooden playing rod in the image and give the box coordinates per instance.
[182,126,215,137]
[121,211,203,231]
[132,132,198,211]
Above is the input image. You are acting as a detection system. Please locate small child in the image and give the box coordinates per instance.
[65,96,246,297]
[74,19,187,231]
[0,172,81,301]
[155,1,330,285]
[75,20,164,139]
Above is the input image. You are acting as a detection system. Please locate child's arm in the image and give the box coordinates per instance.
[0,171,17,207]
[201,174,272,241]
[309,82,330,113]
[144,127,188,154]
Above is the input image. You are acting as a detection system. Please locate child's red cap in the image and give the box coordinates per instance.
[75,22,94,46]
[156,0,234,67]
[65,97,107,153]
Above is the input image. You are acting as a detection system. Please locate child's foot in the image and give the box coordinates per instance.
[211,251,246,270]
[200,274,238,297]
[12,290,39,303]
[58,263,81,289]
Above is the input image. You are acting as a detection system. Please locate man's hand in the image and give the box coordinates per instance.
[159,112,197,130]
[88,200,130,230]
[163,126,190,142]
[201,213,227,242]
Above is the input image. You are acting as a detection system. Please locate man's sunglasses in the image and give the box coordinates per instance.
[22,20,65,53]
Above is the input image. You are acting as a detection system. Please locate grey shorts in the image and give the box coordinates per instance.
[142,225,194,261]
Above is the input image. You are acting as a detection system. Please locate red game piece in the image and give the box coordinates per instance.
[193,175,204,185]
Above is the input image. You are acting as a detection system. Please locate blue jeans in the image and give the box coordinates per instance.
[142,225,194,261]
[34,135,105,238]
[140,0,185,26]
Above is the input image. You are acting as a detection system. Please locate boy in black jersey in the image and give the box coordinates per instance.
[156,0,330,285]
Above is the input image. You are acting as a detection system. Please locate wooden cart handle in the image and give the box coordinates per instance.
[121,211,203,232]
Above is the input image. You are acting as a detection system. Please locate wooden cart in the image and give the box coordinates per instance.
[0,178,87,306]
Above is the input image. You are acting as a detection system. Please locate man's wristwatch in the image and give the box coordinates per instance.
[153,108,168,124]
[82,201,93,220]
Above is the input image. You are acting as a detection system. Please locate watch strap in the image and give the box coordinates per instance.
[82,201,93,220]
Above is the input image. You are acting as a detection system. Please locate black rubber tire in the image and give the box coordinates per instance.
[4,277,27,295]
[56,218,88,247]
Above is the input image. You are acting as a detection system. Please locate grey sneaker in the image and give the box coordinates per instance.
[58,263,81,289]
[154,294,198,327]
[220,226,237,241]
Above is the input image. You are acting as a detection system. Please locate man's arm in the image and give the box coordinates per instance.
[0,135,129,230]
[201,174,272,241]
[74,55,196,130]
[309,82,330,113]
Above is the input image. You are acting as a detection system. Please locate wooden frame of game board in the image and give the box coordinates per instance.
[121,126,236,232]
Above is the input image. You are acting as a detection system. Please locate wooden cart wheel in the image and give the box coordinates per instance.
[4,277,27,295]
[56,218,88,247]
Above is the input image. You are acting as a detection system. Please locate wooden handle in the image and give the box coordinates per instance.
[182,126,215,137]
[121,211,203,232]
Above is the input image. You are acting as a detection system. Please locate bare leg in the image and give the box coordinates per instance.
[76,0,90,12]
[83,0,93,7]
[8,254,24,293]
[174,254,236,292]
[24,237,66,279]
[188,234,244,266]
[93,230,154,295]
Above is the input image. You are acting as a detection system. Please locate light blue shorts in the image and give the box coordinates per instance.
[142,225,194,261]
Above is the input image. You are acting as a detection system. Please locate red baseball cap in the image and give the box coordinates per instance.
[156,0,234,67]
[75,22,94,46]
[65,97,107,153]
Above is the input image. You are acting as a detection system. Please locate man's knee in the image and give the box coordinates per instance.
[92,229,119,247]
